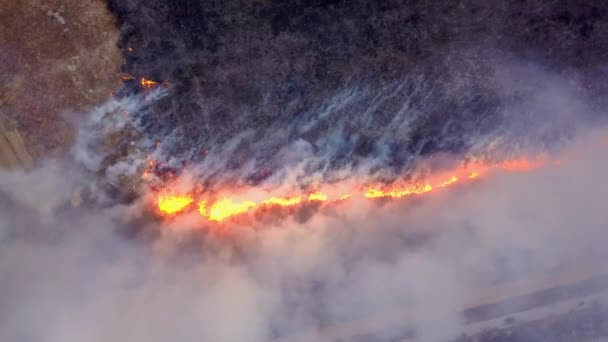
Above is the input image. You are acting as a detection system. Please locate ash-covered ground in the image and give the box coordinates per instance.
[106,0,608,188]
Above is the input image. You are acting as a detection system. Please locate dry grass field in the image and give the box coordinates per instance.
[0,0,122,165]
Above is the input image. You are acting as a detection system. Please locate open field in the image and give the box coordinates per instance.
[0,0,122,160]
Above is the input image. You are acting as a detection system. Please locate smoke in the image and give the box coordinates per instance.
[2,132,608,342]
[1,55,608,342]
[123,52,601,196]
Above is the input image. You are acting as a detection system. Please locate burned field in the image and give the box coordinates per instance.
[2,1,608,342]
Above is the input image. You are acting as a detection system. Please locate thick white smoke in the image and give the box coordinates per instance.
[2,133,607,342]
[1,58,607,342]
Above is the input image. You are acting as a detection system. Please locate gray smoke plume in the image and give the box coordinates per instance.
[124,53,601,197]
[1,56,607,342]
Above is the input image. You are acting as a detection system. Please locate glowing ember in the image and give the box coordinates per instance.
[142,157,157,179]
[140,77,159,89]
[206,198,257,222]
[157,194,193,215]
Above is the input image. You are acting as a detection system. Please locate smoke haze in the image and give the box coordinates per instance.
[1,58,608,341]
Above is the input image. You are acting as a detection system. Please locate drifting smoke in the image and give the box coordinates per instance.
[129,54,600,225]
[1,46,608,342]
[135,53,595,192]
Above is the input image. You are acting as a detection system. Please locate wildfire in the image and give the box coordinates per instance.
[308,191,328,202]
[152,156,557,223]
[337,194,352,201]
[120,73,172,91]
[140,77,159,89]
[262,196,302,207]
[157,193,193,215]
[205,198,257,222]
[439,176,459,188]
[365,183,434,199]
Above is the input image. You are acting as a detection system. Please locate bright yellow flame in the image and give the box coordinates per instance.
[365,183,433,199]
[153,157,552,223]
[157,194,193,215]
[439,176,458,188]
[307,191,328,202]
[422,184,434,192]
[207,198,257,222]
[262,196,302,207]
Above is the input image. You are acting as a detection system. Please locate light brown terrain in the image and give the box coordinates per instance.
[0,117,32,170]
[0,0,122,166]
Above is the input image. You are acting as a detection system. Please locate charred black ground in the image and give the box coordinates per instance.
[106,1,608,183]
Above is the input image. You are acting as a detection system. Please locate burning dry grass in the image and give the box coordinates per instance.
[151,155,549,224]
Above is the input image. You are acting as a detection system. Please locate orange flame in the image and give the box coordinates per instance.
[307,191,328,202]
[365,183,434,199]
[157,194,193,215]
[140,78,159,89]
[205,198,257,222]
[337,194,352,201]
[439,176,458,188]
[152,156,554,222]
[262,196,302,207]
